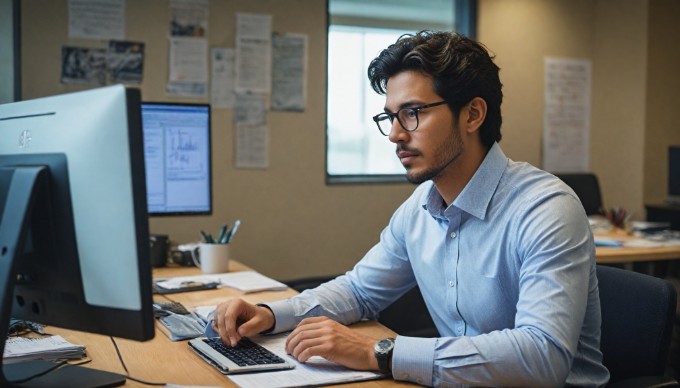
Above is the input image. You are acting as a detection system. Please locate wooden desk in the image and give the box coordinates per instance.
[595,232,680,264]
[48,261,413,387]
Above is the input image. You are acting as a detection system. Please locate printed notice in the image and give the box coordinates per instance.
[543,57,591,172]
[234,93,268,169]
[211,48,236,108]
[68,0,124,40]
[272,34,307,112]
[235,13,272,94]
[167,37,208,96]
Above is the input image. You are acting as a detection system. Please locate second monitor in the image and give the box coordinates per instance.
[142,102,212,216]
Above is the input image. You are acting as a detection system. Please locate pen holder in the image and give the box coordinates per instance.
[191,243,230,274]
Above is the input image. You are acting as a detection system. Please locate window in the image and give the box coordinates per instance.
[326,0,476,183]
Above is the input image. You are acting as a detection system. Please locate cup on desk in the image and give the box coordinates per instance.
[191,243,230,274]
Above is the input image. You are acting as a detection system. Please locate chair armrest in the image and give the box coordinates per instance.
[607,376,680,388]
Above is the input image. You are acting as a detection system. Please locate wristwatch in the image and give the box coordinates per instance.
[374,338,395,373]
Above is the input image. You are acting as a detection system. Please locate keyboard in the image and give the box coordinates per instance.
[188,336,295,374]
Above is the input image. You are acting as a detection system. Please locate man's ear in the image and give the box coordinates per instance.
[464,97,487,134]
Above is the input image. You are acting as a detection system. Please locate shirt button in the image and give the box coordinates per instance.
[450,231,457,238]
[402,373,410,379]
[457,327,463,333]
[417,378,423,384]
[448,280,455,287]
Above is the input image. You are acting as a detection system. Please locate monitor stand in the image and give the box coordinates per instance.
[0,167,126,387]
[3,361,126,388]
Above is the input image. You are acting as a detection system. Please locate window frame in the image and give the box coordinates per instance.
[325,0,477,185]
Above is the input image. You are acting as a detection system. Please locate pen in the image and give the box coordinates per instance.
[200,230,214,243]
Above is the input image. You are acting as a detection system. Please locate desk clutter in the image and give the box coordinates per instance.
[3,335,85,364]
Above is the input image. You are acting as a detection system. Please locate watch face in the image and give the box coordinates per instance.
[375,338,394,353]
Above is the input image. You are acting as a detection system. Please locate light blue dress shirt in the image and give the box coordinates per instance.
[266,143,610,387]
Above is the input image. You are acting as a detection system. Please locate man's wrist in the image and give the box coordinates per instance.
[255,303,276,334]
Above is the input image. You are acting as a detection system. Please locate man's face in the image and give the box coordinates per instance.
[384,71,465,184]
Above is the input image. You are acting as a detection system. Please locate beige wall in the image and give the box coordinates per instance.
[20,0,680,281]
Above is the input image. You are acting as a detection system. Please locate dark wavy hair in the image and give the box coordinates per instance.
[367,31,503,147]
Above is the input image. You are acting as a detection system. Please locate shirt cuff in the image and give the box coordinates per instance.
[392,336,436,386]
[261,299,297,333]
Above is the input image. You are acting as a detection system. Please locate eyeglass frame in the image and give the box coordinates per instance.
[372,100,449,136]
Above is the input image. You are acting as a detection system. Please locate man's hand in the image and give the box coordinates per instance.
[285,316,380,371]
[212,298,275,346]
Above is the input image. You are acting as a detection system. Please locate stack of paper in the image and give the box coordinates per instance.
[155,271,288,294]
[3,335,86,364]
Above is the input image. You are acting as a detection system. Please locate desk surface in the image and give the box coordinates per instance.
[49,262,412,387]
[595,231,680,264]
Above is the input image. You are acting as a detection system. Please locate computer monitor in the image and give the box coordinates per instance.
[668,146,680,205]
[0,85,154,386]
[141,102,212,216]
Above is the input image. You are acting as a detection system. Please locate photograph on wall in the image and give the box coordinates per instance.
[108,40,145,84]
[169,0,208,38]
[61,46,107,86]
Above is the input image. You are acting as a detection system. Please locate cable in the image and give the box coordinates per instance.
[109,336,166,386]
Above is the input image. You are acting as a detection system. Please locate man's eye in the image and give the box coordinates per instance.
[404,109,417,119]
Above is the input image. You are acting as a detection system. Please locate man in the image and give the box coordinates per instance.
[212,31,610,387]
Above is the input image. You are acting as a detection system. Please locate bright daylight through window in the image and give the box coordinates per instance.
[326,0,470,182]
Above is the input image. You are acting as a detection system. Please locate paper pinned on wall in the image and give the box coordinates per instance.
[272,33,307,112]
[68,0,125,40]
[234,93,269,169]
[542,57,591,173]
[235,13,272,94]
[167,37,208,96]
[211,48,236,109]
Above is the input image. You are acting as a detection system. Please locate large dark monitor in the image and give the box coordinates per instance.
[0,85,154,386]
[141,102,211,216]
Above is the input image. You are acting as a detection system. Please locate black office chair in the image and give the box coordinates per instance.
[284,276,439,337]
[597,265,679,387]
[556,173,604,215]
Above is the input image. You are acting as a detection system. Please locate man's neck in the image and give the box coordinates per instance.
[434,143,489,206]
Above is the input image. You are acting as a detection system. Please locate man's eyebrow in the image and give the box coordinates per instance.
[384,100,423,113]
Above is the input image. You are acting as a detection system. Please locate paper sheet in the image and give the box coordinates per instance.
[211,48,236,108]
[155,271,287,293]
[271,34,307,112]
[228,334,384,388]
[234,93,269,169]
[68,0,124,40]
[167,37,208,96]
[543,57,591,173]
[235,13,272,93]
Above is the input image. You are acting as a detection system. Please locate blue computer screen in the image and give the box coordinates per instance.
[141,103,211,215]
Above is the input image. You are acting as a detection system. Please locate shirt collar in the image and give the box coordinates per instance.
[422,142,508,221]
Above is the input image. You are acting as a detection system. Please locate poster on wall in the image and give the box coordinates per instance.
[108,40,144,84]
[61,46,107,86]
[542,57,592,173]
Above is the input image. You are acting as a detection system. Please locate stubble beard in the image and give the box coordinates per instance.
[404,123,465,184]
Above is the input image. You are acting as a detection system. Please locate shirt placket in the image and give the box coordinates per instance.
[445,209,465,336]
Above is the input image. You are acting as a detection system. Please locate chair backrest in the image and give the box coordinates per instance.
[556,173,604,215]
[597,265,678,382]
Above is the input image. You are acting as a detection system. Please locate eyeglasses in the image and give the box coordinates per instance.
[372,101,448,136]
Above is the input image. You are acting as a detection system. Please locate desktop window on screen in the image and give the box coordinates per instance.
[141,103,212,215]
